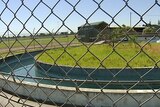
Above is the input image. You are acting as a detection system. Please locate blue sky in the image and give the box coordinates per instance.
[0,0,160,36]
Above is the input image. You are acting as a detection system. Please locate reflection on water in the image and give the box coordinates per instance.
[9,63,160,89]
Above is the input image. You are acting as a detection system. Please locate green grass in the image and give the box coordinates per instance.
[0,35,79,49]
[36,43,160,68]
[0,35,80,58]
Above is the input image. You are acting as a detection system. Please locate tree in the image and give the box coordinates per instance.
[109,28,121,46]
[142,27,156,34]
[99,25,136,46]
[38,33,46,37]
[110,25,132,46]
[100,26,124,46]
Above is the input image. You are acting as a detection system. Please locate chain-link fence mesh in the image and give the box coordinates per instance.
[0,0,160,106]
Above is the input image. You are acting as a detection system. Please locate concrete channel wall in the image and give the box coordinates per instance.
[36,61,160,89]
[0,75,160,107]
[36,60,160,81]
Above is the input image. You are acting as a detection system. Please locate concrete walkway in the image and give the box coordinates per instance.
[94,40,105,44]
[0,91,56,107]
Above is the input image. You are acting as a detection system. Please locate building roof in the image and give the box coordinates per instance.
[78,21,108,27]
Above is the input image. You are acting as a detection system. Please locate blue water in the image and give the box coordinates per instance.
[0,51,160,89]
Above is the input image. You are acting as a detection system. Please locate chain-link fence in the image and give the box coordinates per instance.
[0,0,160,107]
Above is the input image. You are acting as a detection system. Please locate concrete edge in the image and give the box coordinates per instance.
[0,74,159,94]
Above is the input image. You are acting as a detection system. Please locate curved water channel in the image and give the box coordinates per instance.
[0,51,160,89]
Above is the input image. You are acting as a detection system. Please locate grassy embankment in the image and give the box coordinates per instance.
[36,43,160,68]
[0,35,78,49]
[0,35,79,57]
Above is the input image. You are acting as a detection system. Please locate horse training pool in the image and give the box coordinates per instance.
[0,50,160,106]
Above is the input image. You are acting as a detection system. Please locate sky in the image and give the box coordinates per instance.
[0,0,160,36]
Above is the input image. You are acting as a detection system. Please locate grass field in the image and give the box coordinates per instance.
[36,43,160,68]
[0,35,79,49]
[0,35,80,57]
